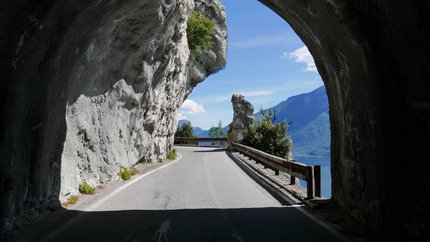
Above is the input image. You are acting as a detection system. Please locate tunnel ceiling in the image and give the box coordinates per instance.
[1,0,429,240]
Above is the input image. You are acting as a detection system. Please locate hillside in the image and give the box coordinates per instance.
[255,86,330,156]
[178,86,330,156]
[178,119,228,138]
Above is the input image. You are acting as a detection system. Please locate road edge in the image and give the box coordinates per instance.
[226,151,352,242]
[40,153,183,242]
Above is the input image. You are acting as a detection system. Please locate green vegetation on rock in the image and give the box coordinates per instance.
[79,182,96,195]
[187,11,215,52]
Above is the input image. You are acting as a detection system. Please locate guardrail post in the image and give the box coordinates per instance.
[314,165,321,197]
[306,166,314,199]
[290,175,296,185]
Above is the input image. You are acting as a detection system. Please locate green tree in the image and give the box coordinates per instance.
[260,108,277,123]
[208,120,227,146]
[175,121,196,138]
[187,11,215,52]
[241,118,292,159]
[208,120,227,138]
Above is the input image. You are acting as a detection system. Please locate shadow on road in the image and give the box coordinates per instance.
[7,207,341,242]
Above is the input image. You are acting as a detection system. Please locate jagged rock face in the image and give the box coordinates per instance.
[261,0,430,240]
[227,94,255,143]
[0,0,226,232]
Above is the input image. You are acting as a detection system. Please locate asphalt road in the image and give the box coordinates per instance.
[44,146,342,242]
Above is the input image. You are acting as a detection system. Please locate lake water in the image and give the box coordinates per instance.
[295,156,331,198]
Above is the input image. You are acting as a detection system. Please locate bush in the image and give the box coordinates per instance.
[62,195,79,207]
[167,149,177,160]
[158,158,164,163]
[119,166,131,181]
[79,182,96,195]
[187,11,215,52]
[241,119,292,159]
[67,195,79,205]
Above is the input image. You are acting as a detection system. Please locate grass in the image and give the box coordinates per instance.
[67,195,79,205]
[62,195,79,207]
[158,158,164,163]
[167,149,177,160]
[79,182,96,195]
[119,166,139,180]
[119,166,131,180]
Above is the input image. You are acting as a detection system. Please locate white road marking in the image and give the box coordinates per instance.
[41,154,182,241]
[86,153,182,211]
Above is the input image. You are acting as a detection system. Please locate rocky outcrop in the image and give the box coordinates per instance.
[0,0,226,232]
[261,0,430,240]
[227,94,255,144]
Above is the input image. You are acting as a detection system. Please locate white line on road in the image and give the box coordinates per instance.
[41,153,183,242]
[86,153,183,211]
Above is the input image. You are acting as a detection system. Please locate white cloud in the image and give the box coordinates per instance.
[179,99,205,115]
[178,112,187,120]
[230,34,288,48]
[282,46,317,72]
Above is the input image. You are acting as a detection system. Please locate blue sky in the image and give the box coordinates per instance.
[179,0,323,130]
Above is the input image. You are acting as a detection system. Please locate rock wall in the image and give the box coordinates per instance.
[260,0,430,240]
[227,94,255,144]
[0,0,226,232]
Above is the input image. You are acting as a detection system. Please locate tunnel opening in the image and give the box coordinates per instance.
[179,0,332,198]
[1,0,429,240]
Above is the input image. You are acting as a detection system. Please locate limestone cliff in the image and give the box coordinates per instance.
[227,94,255,144]
[0,0,226,231]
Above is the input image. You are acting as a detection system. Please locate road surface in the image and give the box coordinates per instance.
[43,146,342,242]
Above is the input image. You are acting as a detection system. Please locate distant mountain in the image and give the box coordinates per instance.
[178,86,330,156]
[177,119,228,138]
[195,126,229,138]
[255,86,330,156]
[177,119,205,137]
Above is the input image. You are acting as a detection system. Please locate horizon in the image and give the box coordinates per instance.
[179,0,324,130]
[178,84,325,129]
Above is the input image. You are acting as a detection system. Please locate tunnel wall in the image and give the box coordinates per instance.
[0,0,226,232]
[260,0,430,240]
[1,0,429,239]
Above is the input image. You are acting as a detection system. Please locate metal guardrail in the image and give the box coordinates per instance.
[230,142,321,199]
[174,137,228,144]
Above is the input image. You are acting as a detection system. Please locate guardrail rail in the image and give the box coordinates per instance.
[230,142,321,199]
[174,137,228,145]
